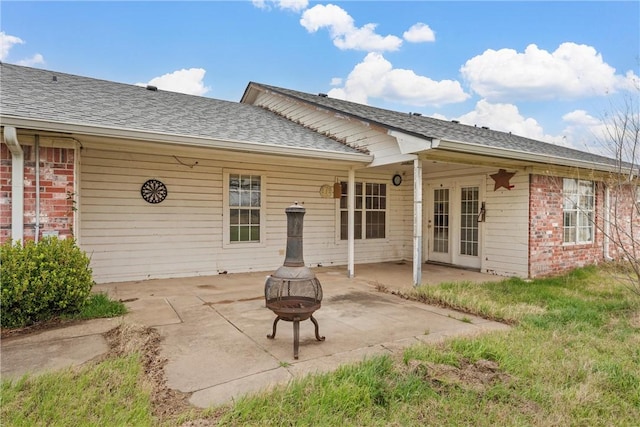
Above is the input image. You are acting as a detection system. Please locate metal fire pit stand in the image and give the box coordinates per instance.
[265,293,325,360]
[265,203,325,359]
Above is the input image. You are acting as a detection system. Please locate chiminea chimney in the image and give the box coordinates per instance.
[264,202,325,359]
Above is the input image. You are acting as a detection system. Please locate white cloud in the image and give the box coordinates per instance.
[562,109,601,127]
[253,0,308,12]
[300,4,402,52]
[278,0,308,12]
[454,99,563,142]
[330,77,342,86]
[0,32,24,61]
[328,52,469,106]
[1,32,46,66]
[442,100,612,152]
[16,53,45,67]
[560,109,616,155]
[403,23,435,43]
[461,42,636,102]
[136,68,211,96]
[619,70,640,92]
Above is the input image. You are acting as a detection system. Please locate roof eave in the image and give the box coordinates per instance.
[438,139,626,174]
[0,115,373,163]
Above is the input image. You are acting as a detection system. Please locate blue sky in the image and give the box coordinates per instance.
[2,1,638,154]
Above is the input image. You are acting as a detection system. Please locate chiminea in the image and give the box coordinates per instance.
[265,202,325,359]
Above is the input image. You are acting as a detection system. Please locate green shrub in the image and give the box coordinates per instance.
[1,237,93,328]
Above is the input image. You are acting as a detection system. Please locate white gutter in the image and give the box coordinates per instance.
[34,134,41,242]
[437,139,625,175]
[0,116,373,164]
[3,126,24,244]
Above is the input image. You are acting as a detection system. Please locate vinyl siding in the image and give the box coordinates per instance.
[79,142,410,283]
[482,170,529,277]
[422,164,529,277]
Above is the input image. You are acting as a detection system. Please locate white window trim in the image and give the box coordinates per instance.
[335,178,390,243]
[562,178,595,245]
[223,169,267,248]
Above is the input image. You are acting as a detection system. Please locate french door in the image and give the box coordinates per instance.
[426,182,482,269]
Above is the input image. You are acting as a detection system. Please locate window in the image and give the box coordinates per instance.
[563,179,595,244]
[227,173,262,243]
[339,181,386,240]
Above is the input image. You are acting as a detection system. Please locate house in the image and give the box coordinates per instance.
[1,63,636,284]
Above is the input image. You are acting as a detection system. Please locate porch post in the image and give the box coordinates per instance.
[347,168,355,278]
[413,159,423,286]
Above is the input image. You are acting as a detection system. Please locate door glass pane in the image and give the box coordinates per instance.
[460,187,479,256]
[433,189,449,253]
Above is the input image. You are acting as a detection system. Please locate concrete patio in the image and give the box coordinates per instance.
[1,262,508,408]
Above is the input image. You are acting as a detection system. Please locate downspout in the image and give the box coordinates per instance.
[34,135,40,242]
[3,127,24,244]
[413,158,423,286]
[347,168,355,278]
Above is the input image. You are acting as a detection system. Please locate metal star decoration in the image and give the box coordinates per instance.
[490,169,516,191]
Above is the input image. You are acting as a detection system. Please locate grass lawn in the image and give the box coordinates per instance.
[2,266,639,426]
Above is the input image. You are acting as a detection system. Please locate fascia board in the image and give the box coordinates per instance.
[437,139,626,174]
[1,116,373,164]
[388,129,434,154]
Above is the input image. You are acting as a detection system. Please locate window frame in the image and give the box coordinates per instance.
[338,179,388,241]
[562,178,595,245]
[223,170,267,248]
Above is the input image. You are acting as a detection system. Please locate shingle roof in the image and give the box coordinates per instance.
[0,63,364,156]
[251,83,622,169]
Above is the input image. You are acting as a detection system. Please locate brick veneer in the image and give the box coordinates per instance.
[1,143,75,243]
[529,174,606,277]
[607,183,640,261]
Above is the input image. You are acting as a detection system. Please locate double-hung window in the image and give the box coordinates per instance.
[563,178,595,244]
[339,181,386,240]
[226,173,263,244]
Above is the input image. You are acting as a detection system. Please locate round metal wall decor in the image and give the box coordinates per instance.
[141,179,168,204]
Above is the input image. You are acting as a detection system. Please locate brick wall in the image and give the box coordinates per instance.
[528,174,606,277]
[607,183,640,261]
[0,142,76,243]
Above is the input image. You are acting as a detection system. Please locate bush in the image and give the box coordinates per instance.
[1,237,94,328]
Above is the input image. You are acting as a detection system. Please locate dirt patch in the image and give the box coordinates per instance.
[102,324,216,425]
[405,358,512,393]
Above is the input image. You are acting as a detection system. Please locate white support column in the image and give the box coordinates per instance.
[413,159,423,286]
[4,127,24,244]
[347,168,355,278]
